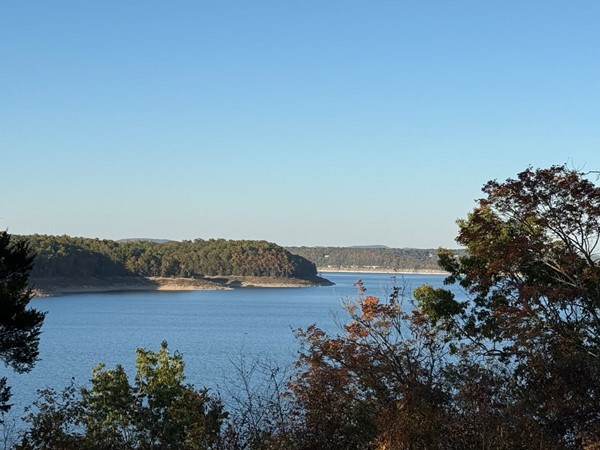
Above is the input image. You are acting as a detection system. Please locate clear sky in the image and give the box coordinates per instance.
[1,1,599,248]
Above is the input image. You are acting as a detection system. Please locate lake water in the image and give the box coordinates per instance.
[2,272,457,425]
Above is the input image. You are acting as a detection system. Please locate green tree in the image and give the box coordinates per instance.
[0,230,45,417]
[26,235,319,281]
[20,342,226,450]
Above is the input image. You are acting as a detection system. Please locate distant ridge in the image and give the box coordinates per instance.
[348,245,390,249]
[285,246,463,273]
[117,238,175,244]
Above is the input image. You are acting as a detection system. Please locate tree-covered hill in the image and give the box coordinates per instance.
[25,235,319,280]
[285,246,459,272]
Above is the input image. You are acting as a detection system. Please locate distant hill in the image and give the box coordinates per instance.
[285,246,462,273]
[117,238,174,244]
[348,245,391,249]
[23,235,329,292]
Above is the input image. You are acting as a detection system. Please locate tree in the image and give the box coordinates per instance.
[416,165,600,447]
[288,166,600,449]
[20,342,226,450]
[289,281,456,449]
[0,230,45,416]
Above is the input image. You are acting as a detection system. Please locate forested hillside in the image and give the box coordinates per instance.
[285,246,455,272]
[25,235,318,280]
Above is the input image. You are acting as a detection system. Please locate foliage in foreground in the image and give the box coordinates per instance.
[417,165,600,448]
[13,165,600,449]
[0,231,45,417]
[18,342,225,450]
[281,166,600,449]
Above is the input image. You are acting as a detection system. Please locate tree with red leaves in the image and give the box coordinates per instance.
[418,165,600,447]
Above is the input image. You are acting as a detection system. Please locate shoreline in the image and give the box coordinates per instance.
[31,275,333,297]
[30,270,446,297]
[318,268,448,275]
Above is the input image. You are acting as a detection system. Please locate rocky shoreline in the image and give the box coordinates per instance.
[31,275,333,297]
[30,270,447,297]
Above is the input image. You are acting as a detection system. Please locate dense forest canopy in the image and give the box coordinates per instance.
[24,235,318,280]
[285,246,454,272]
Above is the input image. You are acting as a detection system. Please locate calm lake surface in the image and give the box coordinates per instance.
[3,272,459,422]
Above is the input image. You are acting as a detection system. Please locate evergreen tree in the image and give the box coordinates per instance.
[0,230,45,416]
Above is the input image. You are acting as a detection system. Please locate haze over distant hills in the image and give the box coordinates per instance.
[285,246,456,273]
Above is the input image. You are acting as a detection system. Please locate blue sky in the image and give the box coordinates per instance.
[1,1,599,248]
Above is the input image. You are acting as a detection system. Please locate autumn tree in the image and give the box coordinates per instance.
[0,230,45,417]
[288,166,600,449]
[417,165,600,447]
[289,281,458,449]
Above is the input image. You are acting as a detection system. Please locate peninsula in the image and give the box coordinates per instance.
[25,235,332,296]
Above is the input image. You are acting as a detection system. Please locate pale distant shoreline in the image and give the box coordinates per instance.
[318,268,448,275]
